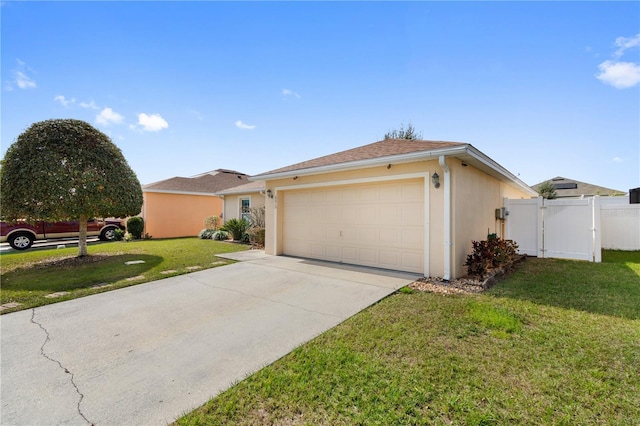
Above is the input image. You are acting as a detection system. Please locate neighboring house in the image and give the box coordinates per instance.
[215,180,266,223]
[142,169,250,238]
[250,139,537,279]
[532,176,626,198]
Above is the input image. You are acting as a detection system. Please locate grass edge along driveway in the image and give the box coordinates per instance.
[176,250,640,426]
[0,238,249,314]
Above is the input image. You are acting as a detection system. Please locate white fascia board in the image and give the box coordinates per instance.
[142,189,220,197]
[214,188,265,196]
[249,145,470,181]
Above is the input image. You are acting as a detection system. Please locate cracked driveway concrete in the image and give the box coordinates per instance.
[1,254,416,426]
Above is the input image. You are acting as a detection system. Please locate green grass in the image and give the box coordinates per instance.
[176,251,640,426]
[0,238,249,313]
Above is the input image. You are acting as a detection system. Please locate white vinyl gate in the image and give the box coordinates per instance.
[505,196,601,262]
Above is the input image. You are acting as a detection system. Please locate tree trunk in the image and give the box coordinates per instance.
[78,214,88,257]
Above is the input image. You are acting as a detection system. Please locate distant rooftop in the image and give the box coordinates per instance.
[532,176,626,198]
[143,169,249,195]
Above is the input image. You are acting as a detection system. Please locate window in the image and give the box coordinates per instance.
[240,198,251,222]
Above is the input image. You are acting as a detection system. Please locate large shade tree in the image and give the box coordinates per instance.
[0,119,143,256]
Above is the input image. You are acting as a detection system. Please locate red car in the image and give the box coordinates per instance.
[0,219,125,250]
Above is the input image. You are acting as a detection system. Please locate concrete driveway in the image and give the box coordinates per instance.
[1,253,417,426]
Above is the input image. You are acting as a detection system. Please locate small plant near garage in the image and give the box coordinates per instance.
[464,234,521,280]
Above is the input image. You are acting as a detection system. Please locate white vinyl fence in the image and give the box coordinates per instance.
[505,196,640,262]
[601,197,640,250]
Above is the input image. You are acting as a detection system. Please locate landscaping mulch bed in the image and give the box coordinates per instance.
[409,255,527,295]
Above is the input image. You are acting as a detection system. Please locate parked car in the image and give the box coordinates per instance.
[0,219,125,250]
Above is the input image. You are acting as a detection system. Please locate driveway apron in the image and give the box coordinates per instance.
[1,254,417,426]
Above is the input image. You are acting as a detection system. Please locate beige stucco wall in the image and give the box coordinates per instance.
[222,193,265,223]
[449,159,533,277]
[142,192,223,239]
[263,158,532,279]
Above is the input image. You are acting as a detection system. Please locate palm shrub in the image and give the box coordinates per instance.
[127,216,145,240]
[220,218,250,241]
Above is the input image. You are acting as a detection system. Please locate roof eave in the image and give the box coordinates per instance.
[249,144,537,197]
[249,145,471,181]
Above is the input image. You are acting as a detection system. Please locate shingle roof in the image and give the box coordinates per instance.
[253,139,466,177]
[532,176,626,198]
[216,180,266,195]
[143,169,250,194]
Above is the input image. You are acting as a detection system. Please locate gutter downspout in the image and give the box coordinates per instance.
[439,155,452,281]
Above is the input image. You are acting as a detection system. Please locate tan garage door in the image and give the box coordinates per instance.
[282,179,424,273]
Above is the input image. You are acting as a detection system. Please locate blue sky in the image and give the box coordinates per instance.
[2,1,639,193]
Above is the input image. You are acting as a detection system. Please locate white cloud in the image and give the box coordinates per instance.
[15,71,36,89]
[79,100,100,110]
[96,107,124,126]
[137,113,168,132]
[282,88,301,98]
[7,60,36,90]
[54,95,75,107]
[596,60,640,89]
[612,156,626,163]
[613,34,640,58]
[596,34,640,89]
[235,120,256,130]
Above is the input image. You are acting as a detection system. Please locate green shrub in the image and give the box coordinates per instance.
[198,229,215,239]
[220,218,250,241]
[113,228,125,241]
[212,230,230,241]
[465,236,519,279]
[126,216,145,240]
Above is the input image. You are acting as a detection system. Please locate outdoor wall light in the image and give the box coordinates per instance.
[266,189,273,199]
[432,172,440,188]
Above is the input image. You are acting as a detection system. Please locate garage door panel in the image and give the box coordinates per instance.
[283,179,424,274]
[379,228,400,244]
[359,227,379,242]
[401,252,423,270]
[360,206,379,224]
[379,185,400,201]
[379,205,401,223]
[325,245,342,260]
[359,187,379,202]
[360,248,378,263]
[378,250,400,269]
[401,205,423,226]
[400,229,423,248]
[402,182,423,200]
[311,244,325,258]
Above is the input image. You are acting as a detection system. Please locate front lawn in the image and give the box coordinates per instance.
[0,238,249,313]
[176,251,640,425]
